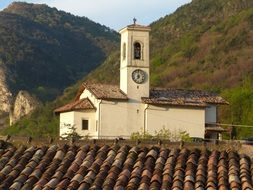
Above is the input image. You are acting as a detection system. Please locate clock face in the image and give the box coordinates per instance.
[132,69,145,84]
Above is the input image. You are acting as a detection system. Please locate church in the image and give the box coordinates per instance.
[55,22,228,139]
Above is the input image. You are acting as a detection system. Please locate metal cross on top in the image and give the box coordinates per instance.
[133,18,137,25]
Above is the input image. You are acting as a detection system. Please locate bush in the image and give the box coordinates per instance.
[130,127,191,142]
[61,124,84,141]
[130,131,153,140]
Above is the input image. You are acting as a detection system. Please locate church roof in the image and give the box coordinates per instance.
[76,83,128,101]
[54,98,95,113]
[61,83,227,110]
[142,88,229,107]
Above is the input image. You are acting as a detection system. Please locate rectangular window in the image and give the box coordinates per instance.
[82,119,89,130]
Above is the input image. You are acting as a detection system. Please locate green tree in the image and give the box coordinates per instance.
[62,124,84,141]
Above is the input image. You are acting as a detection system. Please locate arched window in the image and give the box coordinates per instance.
[122,43,126,60]
[134,42,141,60]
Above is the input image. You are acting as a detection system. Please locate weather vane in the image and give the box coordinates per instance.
[133,18,137,25]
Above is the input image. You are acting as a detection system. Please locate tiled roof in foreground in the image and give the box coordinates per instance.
[54,98,95,113]
[0,144,252,189]
[142,88,229,107]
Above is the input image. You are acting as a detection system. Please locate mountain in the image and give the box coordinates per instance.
[88,0,253,90]
[2,0,253,138]
[0,2,119,105]
[86,0,253,138]
[150,0,253,90]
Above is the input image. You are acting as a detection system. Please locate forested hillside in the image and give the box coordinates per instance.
[3,0,253,138]
[86,0,253,138]
[88,0,253,89]
[0,2,119,101]
[150,0,253,89]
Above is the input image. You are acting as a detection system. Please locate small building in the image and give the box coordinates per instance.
[55,22,228,139]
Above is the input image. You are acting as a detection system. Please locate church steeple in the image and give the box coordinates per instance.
[119,22,151,100]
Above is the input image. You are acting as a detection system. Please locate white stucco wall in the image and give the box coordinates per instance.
[59,110,97,138]
[73,111,97,138]
[205,105,217,124]
[99,100,145,138]
[59,112,74,137]
[146,105,206,138]
[60,89,99,138]
[120,31,129,69]
[78,88,149,138]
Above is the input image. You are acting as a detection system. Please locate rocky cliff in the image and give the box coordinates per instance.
[0,67,13,128]
[10,91,38,125]
[0,67,38,126]
[0,68,12,113]
[0,2,118,102]
[0,1,119,125]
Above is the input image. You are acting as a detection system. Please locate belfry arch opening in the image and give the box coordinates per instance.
[134,42,142,60]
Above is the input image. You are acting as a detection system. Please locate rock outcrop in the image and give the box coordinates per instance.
[10,91,38,125]
[0,68,12,113]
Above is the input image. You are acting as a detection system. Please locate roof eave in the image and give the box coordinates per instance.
[54,107,96,114]
[100,97,128,101]
[205,101,229,105]
[142,101,207,108]
[119,25,151,33]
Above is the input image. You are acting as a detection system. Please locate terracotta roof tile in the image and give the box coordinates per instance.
[76,83,128,101]
[54,98,95,113]
[1,145,253,189]
[59,82,229,111]
[142,88,229,106]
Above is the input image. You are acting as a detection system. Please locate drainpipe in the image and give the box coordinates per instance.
[98,100,102,139]
[144,104,149,135]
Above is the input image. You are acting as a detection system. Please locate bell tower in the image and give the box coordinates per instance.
[119,21,151,100]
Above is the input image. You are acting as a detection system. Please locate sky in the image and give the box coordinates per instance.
[0,0,191,30]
